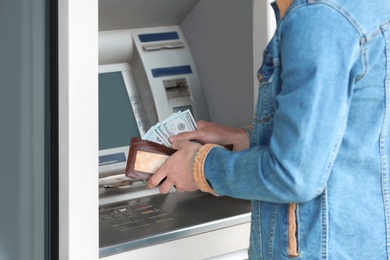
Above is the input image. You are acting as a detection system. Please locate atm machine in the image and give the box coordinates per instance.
[98,0,253,258]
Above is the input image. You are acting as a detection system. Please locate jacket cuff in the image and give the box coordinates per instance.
[192,144,220,196]
[242,125,252,136]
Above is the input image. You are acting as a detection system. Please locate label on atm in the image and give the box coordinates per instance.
[151,65,192,78]
[99,153,126,166]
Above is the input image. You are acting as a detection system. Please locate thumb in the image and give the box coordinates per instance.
[169,131,196,143]
[171,139,186,150]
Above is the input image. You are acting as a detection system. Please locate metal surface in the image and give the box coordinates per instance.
[99,0,200,31]
[99,191,251,257]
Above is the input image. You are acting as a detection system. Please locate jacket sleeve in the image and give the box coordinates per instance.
[195,5,362,203]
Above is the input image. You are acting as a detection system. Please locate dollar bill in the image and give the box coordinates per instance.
[142,109,197,147]
[156,122,170,142]
[161,110,197,136]
[142,125,170,146]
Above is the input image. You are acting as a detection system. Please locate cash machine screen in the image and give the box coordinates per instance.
[99,72,140,150]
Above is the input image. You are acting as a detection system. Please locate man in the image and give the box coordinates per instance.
[147,0,390,258]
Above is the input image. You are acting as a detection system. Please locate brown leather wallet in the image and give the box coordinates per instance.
[125,137,234,181]
[125,137,177,180]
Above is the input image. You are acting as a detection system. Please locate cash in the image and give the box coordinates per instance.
[142,109,197,147]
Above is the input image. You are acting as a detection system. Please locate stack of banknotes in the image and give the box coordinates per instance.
[142,109,197,147]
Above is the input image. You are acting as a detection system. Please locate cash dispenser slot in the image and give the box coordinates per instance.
[139,31,185,52]
[143,41,185,52]
[164,78,191,99]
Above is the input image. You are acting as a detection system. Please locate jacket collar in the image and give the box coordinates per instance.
[276,0,293,18]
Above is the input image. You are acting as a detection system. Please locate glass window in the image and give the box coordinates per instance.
[0,0,57,259]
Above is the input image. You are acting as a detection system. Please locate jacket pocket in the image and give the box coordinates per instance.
[253,79,276,146]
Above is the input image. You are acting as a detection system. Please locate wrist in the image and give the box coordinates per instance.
[230,126,250,151]
[192,144,219,196]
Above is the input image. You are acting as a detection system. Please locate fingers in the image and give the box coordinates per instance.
[158,178,174,194]
[146,164,168,190]
[169,131,199,143]
[146,158,181,193]
[196,120,210,129]
[175,187,185,193]
[168,120,211,143]
[146,140,201,194]
[170,139,188,150]
[146,170,182,194]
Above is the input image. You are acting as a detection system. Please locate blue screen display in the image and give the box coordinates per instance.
[99,72,141,150]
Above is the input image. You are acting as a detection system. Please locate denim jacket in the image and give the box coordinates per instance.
[192,0,390,258]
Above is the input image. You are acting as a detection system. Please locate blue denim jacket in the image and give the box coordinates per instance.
[199,0,390,258]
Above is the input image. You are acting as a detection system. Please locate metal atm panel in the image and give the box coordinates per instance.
[99,191,250,257]
[98,1,252,258]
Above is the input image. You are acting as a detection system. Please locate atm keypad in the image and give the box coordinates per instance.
[100,203,175,231]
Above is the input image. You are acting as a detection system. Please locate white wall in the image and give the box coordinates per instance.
[181,0,255,127]
[181,0,276,127]
[58,0,99,259]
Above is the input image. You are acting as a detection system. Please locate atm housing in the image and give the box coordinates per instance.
[98,0,252,258]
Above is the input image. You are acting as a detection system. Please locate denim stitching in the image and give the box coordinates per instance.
[357,21,390,83]
[256,116,273,125]
[355,43,367,82]
[258,201,263,259]
[279,1,364,48]
[321,189,328,259]
[252,201,263,259]
[263,84,269,118]
[279,1,367,84]
[365,20,390,43]
[260,83,274,140]
[268,204,277,260]
[380,26,390,258]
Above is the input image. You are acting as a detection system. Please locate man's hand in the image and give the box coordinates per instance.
[146,140,201,194]
[169,120,249,151]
